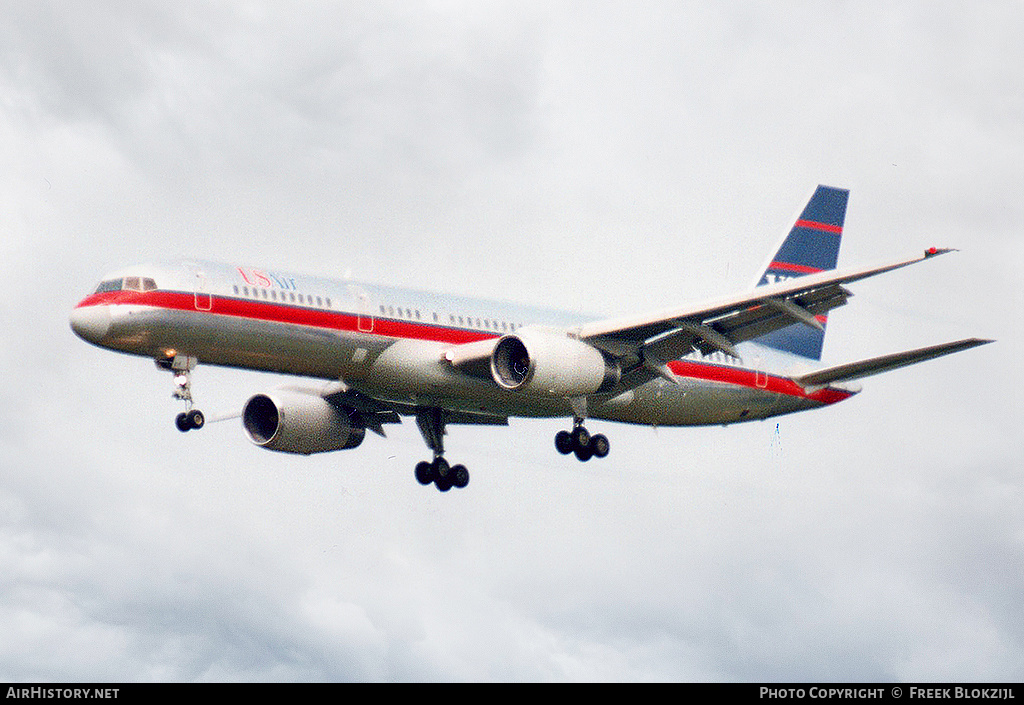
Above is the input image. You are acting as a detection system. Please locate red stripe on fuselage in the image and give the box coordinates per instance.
[794,219,843,234]
[76,289,494,346]
[666,360,852,405]
[77,290,853,403]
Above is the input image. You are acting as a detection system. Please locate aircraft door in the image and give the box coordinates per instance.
[186,264,213,311]
[753,354,769,389]
[348,284,374,332]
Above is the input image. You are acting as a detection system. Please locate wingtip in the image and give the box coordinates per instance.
[924,247,957,258]
[958,337,995,351]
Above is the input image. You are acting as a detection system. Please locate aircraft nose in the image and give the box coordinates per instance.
[70,304,111,344]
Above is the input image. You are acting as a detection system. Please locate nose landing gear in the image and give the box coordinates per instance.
[157,355,205,432]
[175,408,206,432]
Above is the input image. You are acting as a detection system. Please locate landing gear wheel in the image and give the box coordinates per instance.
[574,442,594,462]
[175,413,191,432]
[415,461,434,485]
[571,426,590,451]
[414,456,469,491]
[555,430,573,455]
[451,464,470,489]
[175,409,205,432]
[187,409,205,430]
[432,457,452,492]
[556,423,610,462]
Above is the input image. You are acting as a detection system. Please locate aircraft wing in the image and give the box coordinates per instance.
[321,383,402,436]
[322,381,507,435]
[443,248,958,391]
[576,249,953,353]
[790,338,993,390]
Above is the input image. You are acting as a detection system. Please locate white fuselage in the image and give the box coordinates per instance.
[70,259,855,427]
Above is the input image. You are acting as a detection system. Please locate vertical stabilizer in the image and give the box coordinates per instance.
[752,185,849,360]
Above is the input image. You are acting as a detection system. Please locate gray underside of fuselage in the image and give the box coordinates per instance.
[102,306,823,427]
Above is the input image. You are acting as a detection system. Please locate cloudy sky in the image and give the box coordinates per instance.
[1,0,1021,682]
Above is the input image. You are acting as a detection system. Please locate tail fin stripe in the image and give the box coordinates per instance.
[794,219,843,234]
[768,230,843,273]
[769,261,823,275]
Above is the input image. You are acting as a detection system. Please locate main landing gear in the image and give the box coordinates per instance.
[415,458,470,493]
[414,408,470,492]
[156,355,205,433]
[555,421,610,462]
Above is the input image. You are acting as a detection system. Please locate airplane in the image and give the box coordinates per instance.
[70,186,991,492]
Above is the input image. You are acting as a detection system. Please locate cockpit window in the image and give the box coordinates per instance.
[94,277,159,294]
[94,279,123,294]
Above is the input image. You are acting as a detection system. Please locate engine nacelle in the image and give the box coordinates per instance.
[242,389,365,454]
[490,329,619,397]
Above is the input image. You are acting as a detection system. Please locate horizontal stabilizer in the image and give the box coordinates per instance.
[792,338,992,389]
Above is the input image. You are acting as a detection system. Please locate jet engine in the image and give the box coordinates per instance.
[242,389,365,454]
[490,329,619,397]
